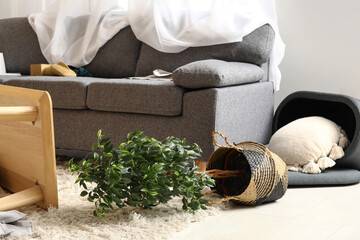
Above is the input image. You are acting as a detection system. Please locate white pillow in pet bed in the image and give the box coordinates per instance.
[267,116,349,174]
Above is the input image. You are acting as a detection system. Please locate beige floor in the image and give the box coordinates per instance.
[173,183,360,240]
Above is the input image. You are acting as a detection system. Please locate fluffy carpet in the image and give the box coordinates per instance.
[4,162,226,240]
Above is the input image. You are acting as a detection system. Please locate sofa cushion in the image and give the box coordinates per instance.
[172,60,264,89]
[87,79,184,116]
[5,76,98,109]
[0,75,21,84]
[0,18,48,75]
[0,18,141,79]
[135,24,274,76]
[84,26,142,78]
[288,169,360,186]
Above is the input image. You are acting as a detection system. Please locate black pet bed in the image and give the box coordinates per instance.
[273,91,360,186]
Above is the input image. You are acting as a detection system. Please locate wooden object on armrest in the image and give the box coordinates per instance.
[30,64,50,76]
[31,63,76,77]
[0,85,58,211]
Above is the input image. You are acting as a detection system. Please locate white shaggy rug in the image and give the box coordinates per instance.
[4,163,226,240]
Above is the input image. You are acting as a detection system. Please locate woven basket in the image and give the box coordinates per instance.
[205,132,288,206]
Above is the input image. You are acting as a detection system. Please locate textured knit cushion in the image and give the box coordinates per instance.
[267,116,349,174]
[135,24,274,76]
[172,59,264,89]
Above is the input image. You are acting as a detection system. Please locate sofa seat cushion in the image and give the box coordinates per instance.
[5,76,98,109]
[0,77,6,84]
[87,79,184,116]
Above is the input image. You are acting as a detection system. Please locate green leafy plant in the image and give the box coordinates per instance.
[69,130,214,217]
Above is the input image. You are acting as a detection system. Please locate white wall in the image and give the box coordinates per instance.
[0,1,13,19]
[275,0,360,107]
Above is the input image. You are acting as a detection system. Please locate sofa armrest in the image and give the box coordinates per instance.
[172,59,264,89]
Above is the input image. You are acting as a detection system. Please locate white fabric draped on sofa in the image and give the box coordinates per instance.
[28,0,285,90]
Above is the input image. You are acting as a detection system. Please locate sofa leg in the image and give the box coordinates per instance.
[195,161,207,172]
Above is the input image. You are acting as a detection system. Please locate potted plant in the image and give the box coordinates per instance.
[69,130,214,217]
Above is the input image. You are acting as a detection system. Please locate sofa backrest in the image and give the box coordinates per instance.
[0,17,142,78]
[0,17,274,78]
[134,24,275,76]
[0,17,47,75]
[84,26,141,78]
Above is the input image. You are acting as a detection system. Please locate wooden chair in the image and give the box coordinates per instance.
[0,85,58,210]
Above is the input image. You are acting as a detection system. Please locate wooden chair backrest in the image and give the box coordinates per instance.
[0,85,58,210]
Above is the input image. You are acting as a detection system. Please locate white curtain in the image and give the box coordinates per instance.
[28,0,285,90]
[0,0,57,19]
[28,0,128,68]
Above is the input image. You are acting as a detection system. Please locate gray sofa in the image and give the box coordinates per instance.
[0,17,275,162]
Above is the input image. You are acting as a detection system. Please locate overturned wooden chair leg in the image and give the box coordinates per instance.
[0,85,58,210]
[0,186,43,211]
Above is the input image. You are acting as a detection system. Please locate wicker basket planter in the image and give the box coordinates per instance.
[205,132,288,206]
